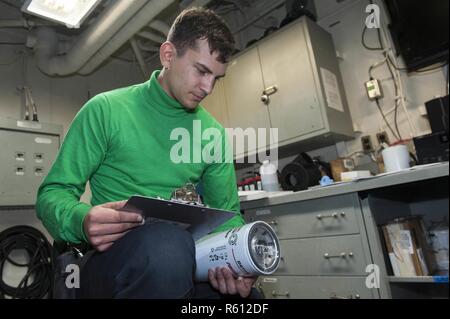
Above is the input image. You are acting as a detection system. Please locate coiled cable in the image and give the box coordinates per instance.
[0,226,54,299]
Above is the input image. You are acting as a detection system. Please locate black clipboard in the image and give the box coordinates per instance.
[120,195,236,241]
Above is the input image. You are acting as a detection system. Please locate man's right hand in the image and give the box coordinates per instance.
[83,200,144,252]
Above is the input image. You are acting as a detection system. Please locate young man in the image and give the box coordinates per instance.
[36,8,257,298]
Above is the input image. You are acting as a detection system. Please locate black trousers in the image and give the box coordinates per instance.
[76,222,261,299]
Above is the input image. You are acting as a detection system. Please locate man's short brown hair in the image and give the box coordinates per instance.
[167,7,235,63]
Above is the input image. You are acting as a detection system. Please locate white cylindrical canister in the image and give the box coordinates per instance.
[382,145,411,172]
[195,221,281,282]
[260,160,281,191]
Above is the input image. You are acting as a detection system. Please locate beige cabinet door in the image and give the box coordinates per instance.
[258,22,325,145]
[223,48,272,157]
[201,79,229,128]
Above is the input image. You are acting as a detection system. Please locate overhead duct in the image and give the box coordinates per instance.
[32,0,173,76]
[0,19,55,28]
[78,0,176,75]
[137,39,160,53]
[148,20,171,36]
[130,38,150,79]
[137,30,166,44]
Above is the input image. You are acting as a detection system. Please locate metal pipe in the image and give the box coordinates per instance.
[130,38,150,79]
[137,30,166,43]
[137,39,160,53]
[231,0,285,35]
[34,0,149,76]
[148,20,170,36]
[180,0,215,9]
[79,0,176,75]
[0,19,55,28]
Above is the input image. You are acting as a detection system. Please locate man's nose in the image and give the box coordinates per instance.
[200,76,215,96]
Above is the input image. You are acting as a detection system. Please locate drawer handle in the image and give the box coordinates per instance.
[330,293,361,299]
[261,86,278,105]
[272,290,289,297]
[316,212,346,220]
[263,85,278,96]
[323,252,354,259]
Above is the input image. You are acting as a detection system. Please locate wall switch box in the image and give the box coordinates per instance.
[0,118,62,206]
[376,131,390,146]
[365,79,383,100]
[361,135,374,153]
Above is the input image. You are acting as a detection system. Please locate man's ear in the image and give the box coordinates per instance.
[160,41,176,70]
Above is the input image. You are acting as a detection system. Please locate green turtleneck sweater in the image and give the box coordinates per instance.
[36,70,244,244]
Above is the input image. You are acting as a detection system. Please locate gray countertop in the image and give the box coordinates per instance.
[240,162,449,210]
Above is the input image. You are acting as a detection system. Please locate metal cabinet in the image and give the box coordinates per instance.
[360,177,449,299]
[277,235,370,276]
[257,19,325,144]
[246,193,361,239]
[203,47,273,157]
[244,193,378,299]
[201,79,230,128]
[223,48,271,136]
[243,165,449,299]
[0,118,62,206]
[257,276,376,299]
[202,17,354,159]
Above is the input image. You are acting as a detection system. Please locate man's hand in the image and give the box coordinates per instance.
[208,267,257,298]
[84,200,143,252]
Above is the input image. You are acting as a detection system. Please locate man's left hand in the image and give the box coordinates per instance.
[208,267,257,298]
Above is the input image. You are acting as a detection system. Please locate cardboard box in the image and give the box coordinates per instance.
[341,170,372,181]
[382,216,436,277]
[330,158,354,182]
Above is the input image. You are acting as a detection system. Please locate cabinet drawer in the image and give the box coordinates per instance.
[257,276,378,299]
[276,235,369,276]
[246,194,361,239]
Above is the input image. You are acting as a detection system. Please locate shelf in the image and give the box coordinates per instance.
[388,276,449,283]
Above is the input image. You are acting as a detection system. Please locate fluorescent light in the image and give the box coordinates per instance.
[22,0,102,29]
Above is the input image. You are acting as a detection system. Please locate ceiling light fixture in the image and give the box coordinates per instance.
[22,0,102,29]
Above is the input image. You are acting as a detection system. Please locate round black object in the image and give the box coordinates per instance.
[281,0,317,28]
[286,0,315,19]
[0,226,54,299]
[280,153,322,191]
[281,162,309,191]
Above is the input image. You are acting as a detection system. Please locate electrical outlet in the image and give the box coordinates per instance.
[365,79,383,100]
[376,131,390,146]
[361,135,374,153]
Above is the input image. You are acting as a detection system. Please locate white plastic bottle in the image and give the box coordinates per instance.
[259,160,281,192]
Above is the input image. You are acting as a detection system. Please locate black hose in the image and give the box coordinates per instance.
[0,226,54,299]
